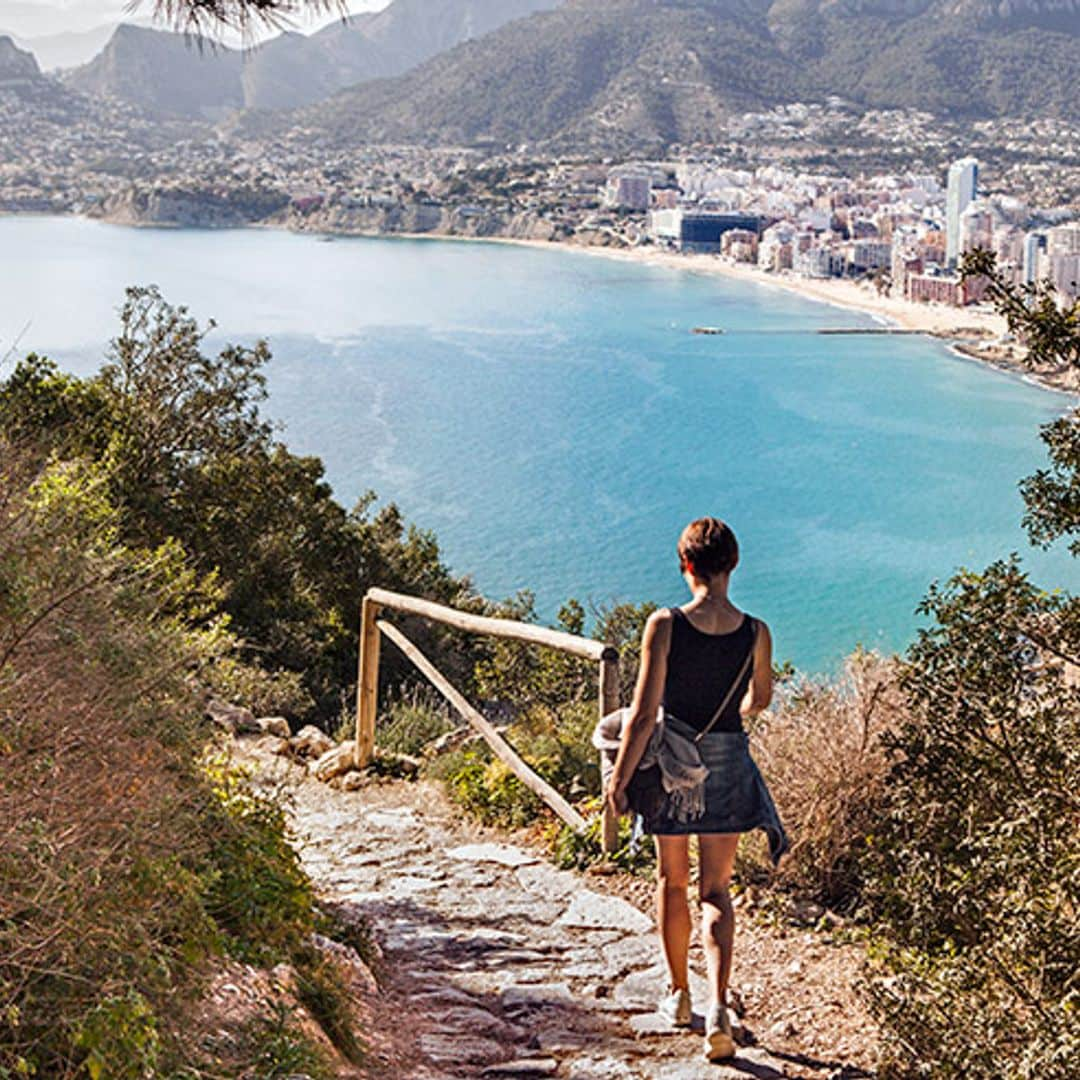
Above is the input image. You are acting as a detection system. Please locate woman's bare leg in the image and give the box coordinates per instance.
[698,833,740,1009]
[655,835,691,991]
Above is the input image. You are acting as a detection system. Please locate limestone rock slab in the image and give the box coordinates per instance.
[481,1059,559,1077]
[449,842,540,867]
[556,890,652,935]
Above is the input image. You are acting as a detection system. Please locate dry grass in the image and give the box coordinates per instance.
[746,650,907,908]
[0,445,336,1077]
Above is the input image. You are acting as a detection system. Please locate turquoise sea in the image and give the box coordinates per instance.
[1,215,1075,671]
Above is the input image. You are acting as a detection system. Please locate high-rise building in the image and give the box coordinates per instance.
[1046,223,1080,256]
[1023,232,1047,285]
[959,202,993,257]
[945,157,979,268]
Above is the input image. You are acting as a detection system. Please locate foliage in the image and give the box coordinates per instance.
[429,747,543,828]
[0,443,351,1077]
[960,250,1080,558]
[423,598,649,828]
[862,561,1080,1079]
[201,656,312,721]
[376,684,455,757]
[547,799,656,878]
[747,651,904,908]
[292,945,365,1066]
[855,250,1080,1079]
[231,1001,332,1080]
[472,594,595,717]
[0,287,474,724]
[74,992,161,1080]
[199,755,315,965]
[960,248,1080,372]
[150,0,343,41]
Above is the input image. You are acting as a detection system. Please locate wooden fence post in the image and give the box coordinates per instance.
[356,594,381,767]
[599,651,620,853]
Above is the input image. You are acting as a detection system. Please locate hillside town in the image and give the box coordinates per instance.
[2,28,1078,310]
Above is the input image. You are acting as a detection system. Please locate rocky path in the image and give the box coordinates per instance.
[242,741,878,1079]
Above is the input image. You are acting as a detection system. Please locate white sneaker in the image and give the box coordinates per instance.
[657,986,692,1028]
[704,1002,735,1062]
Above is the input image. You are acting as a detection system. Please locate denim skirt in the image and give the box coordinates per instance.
[644,716,790,866]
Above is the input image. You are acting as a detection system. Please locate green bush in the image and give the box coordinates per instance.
[430,747,543,828]
[855,250,1080,1080]
[199,754,315,965]
[377,685,455,756]
[231,1002,333,1080]
[0,288,476,727]
[862,560,1080,1079]
[292,946,365,1066]
[74,992,160,1080]
[548,799,656,877]
[0,445,348,1077]
[423,598,655,829]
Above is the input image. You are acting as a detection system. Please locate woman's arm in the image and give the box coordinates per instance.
[605,609,672,814]
[740,619,773,718]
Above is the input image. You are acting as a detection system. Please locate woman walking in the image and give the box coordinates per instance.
[603,517,788,1062]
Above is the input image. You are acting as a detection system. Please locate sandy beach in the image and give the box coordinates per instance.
[393,229,1078,394]
[553,241,1080,396]
[587,245,1007,334]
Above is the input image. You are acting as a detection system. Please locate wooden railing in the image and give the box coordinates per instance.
[356,587,621,851]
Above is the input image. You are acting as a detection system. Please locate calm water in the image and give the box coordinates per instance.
[1,215,1075,671]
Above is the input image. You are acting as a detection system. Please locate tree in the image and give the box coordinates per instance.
[146,0,344,40]
[0,287,473,723]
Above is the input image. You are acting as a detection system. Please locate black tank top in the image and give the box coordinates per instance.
[661,607,756,734]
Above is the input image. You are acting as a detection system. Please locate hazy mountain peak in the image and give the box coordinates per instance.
[0,32,40,79]
[65,0,565,115]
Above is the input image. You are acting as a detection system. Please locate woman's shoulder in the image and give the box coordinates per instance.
[643,606,677,643]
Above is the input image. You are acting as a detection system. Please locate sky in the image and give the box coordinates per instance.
[0,0,391,39]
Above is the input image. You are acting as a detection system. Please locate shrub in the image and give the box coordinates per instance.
[424,598,655,829]
[746,650,904,907]
[292,945,365,1066]
[0,289,476,727]
[377,685,455,756]
[233,1001,333,1080]
[548,799,656,877]
[199,754,315,965]
[430,747,543,828]
[74,992,161,1080]
[861,560,1080,1079]
[0,445,343,1077]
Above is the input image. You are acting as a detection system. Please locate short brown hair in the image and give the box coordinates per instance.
[677,517,739,579]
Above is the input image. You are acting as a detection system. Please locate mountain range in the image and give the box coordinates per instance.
[279,0,1079,152]
[0,33,83,109]
[63,0,562,117]
[5,24,117,71]
[22,0,1080,151]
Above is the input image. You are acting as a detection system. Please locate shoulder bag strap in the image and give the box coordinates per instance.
[694,617,758,744]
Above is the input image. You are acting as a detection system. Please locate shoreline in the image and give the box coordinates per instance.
[14,209,1079,397]
[364,228,1079,397]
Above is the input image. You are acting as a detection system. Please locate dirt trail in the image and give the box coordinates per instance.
[241,740,879,1079]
